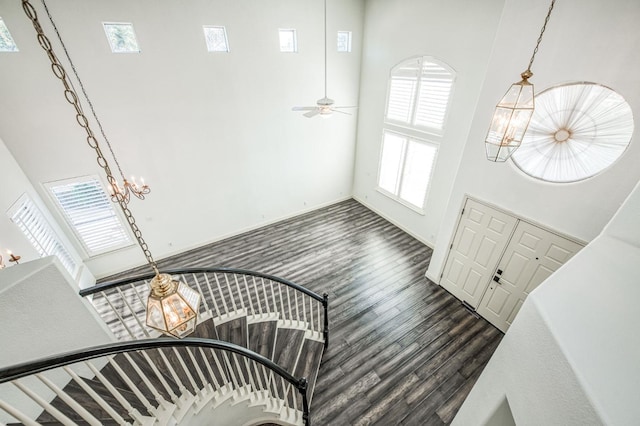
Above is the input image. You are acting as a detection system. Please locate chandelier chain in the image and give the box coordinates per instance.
[21,0,159,274]
[527,0,556,72]
[39,0,128,182]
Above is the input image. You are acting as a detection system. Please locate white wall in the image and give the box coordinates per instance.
[452,179,640,426]
[427,0,640,281]
[0,0,364,278]
[352,0,506,246]
[0,257,114,422]
[0,137,43,266]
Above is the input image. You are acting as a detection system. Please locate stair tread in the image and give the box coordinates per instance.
[248,319,278,360]
[293,339,325,406]
[273,327,306,373]
[35,376,139,424]
[215,315,249,348]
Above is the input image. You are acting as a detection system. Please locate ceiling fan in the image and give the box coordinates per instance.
[292,0,356,118]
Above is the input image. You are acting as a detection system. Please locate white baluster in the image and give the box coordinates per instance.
[102,291,137,340]
[170,348,199,394]
[138,351,180,403]
[86,361,148,424]
[251,276,264,316]
[12,379,76,425]
[286,287,293,323]
[184,348,208,392]
[204,274,222,318]
[0,397,39,425]
[233,275,246,311]
[108,357,156,414]
[302,293,307,327]
[116,287,149,339]
[190,274,210,315]
[309,298,315,332]
[214,274,230,315]
[63,366,128,424]
[198,348,221,389]
[223,274,238,312]
[278,285,286,321]
[36,373,102,426]
[242,276,255,316]
[122,353,170,406]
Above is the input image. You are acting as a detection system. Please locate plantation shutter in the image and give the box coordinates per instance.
[386,58,420,124]
[48,177,131,256]
[10,196,78,276]
[414,61,454,130]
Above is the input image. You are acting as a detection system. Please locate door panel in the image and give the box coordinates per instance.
[477,221,583,332]
[440,199,517,308]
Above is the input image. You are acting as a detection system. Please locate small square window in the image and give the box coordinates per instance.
[0,17,19,52]
[337,31,352,53]
[103,22,140,53]
[279,29,297,52]
[203,26,229,52]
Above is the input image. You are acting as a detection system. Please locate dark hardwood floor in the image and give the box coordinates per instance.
[104,198,502,425]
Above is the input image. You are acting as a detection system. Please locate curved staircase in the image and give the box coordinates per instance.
[0,268,328,425]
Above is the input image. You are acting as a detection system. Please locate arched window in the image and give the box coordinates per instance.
[377,56,455,212]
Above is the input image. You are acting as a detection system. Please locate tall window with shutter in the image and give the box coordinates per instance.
[8,194,79,277]
[46,176,132,256]
[378,56,455,212]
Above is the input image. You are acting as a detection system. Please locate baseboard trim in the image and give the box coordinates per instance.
[94,196,353,279]
[352,196,434,249]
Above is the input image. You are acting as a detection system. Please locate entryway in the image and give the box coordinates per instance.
[440,197,583,332]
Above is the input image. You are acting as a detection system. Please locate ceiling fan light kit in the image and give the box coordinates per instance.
[292,0,357,118]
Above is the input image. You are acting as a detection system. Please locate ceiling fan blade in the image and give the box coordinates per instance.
[332,106,358,109]
[304,109,321,118]
[331,108,352,115]
[292,106,317,111]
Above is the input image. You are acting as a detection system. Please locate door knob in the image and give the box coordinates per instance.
[493,276,501,284]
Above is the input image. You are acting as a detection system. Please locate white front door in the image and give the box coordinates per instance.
[440,199,517,309]
[477,220,583,332]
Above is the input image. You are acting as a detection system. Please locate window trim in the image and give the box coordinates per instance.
[375,130,439,215]
[0,16,19,52]
[44,175,134,258]
[337,30,352,53]
[384,55,456,137]
[7,193,80,278]
[102,22,141,53]
[278,28,298,53]
[203,25,230,53]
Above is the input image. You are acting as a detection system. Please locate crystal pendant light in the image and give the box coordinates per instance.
[22,0,199,338]
[485,0,556,162]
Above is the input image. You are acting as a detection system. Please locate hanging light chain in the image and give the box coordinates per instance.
[22,0,159,274]
[38,0,150,203]
[526,0,556,73]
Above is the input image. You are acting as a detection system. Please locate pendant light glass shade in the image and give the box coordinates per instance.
[146,274,201,338]
[485,72,535,162]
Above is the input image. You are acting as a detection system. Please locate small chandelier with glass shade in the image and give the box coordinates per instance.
[21,0,200,338]
[485,0,557,162]
[146,274,201,338]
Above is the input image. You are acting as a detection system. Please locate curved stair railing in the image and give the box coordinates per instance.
[79,268,329,348]
[0,338,311,425]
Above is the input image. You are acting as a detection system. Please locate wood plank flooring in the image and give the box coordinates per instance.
[103,199,502,425]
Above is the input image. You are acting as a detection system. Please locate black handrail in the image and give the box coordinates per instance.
[0,337,311,425]
[80,266,330,349]
[80,267,324,302]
